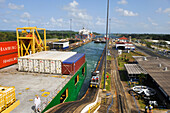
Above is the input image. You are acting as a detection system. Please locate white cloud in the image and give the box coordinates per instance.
[19,19,27,23]
[0,0,5,3]
[163,8,170,13]
[96,17,105,25]
[69,0,78,8]
[116,8,138,16]
[63,0,92,20]
[155,8,162,13]
[148,17,158,26]
[111,17,125,24]
[48,17,64,28]
[117,0,128,5]
[20,19,35,24]
[57,18,63,23]
[3,19,8,23]
[8,3,24,10]
[50,17,56,23]
[21,12,30,18]
[168,21,170,24]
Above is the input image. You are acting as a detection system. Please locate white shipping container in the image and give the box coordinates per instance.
[23,59,28,71]
[56,60,61,74]
[28,59,33,72]
[18,51,76,74]
[34,59,39,72]
[18,58,23,71]
[39,60,44,73]
[45,60,50,73]
[51,60,56,73]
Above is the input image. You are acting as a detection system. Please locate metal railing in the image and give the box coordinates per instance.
[88,102,101,113]
[40,78,69,112]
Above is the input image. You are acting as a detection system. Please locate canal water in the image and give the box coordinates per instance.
[73,41,105,99]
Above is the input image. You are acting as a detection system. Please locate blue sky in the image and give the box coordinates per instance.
[0,0,170,34]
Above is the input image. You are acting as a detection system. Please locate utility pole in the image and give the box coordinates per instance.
[70,19,72,38]
[109,18,111,45]
[103,0,110,91]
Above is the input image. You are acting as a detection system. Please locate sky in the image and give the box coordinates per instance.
[0,0,170,34]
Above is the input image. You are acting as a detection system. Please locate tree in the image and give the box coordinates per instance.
[138,73,146,85]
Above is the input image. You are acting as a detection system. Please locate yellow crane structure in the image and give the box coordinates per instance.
[16,27,47,57]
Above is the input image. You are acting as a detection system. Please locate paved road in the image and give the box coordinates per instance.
[136,46,169,59]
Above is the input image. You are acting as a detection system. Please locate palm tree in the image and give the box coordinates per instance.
[138,73,146,85]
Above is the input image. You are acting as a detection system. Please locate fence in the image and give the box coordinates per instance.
[40,78,69,112]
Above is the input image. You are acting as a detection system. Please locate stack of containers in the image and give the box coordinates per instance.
[62,53,85,75]
[0,41,18,69]
[0,94,5,112]
[18,51,77,74]
[0,86,16,108]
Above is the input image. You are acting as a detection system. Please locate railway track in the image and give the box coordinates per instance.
[111,49,130,113]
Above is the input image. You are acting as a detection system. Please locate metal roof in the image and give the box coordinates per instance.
[63,53,85,64]
[124,64,148,74]
[19,51,77,61]
[134,56,170,97]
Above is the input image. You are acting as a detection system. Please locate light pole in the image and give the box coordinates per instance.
[103,0,110,91]
[70,19,72,38]
[109,18,111,46]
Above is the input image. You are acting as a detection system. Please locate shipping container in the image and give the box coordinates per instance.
[18,51,77,74]
[62,53,85,75]
[39,60,44,73]
[0,53,18,69]
[0,94,5,112]
[28,59,33,72]
[0,87,16,107]
[0,41,18,56]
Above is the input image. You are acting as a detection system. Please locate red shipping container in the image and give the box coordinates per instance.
[62,53,85,75]
[0,41,18,56]
[0,53,18,69]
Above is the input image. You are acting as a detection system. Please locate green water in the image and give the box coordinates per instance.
[73,41,105,99]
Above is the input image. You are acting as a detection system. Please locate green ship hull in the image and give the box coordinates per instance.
[42,62,87,112]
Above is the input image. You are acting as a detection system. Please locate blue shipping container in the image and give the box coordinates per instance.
[63,53,85,64]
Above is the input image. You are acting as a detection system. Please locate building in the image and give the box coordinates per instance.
[133,56,170,108]
[115,36,135,50]
[116,42,135,50]
[118,36,128,42]
[48,41,69,50]
[124,64,148,79]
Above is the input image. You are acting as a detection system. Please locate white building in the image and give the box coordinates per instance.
[116,36,135,50]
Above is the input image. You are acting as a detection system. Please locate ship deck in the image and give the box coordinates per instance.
[0,64,71,113]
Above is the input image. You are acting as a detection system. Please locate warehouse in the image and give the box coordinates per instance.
[124,64,148,79]
[133,56,170,108]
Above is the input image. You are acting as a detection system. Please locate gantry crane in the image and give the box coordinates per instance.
[16,27,47,57]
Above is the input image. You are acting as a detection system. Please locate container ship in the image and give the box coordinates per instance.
[0,27,87,112]
[17,51,87,112]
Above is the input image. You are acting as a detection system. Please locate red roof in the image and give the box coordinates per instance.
[116,42,125,44]
[125,42,132,44]
[119,36,128,40]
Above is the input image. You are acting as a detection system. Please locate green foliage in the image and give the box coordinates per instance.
[115,33,170,41]
[0,30,100,42]
[0,31,16,42]
[101,72,111,91]
[138,73,146,85]
[107,55,112,60]
[145,41,152,48]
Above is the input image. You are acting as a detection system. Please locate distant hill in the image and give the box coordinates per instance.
[114,33,170,41]
[0,30,101,42]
